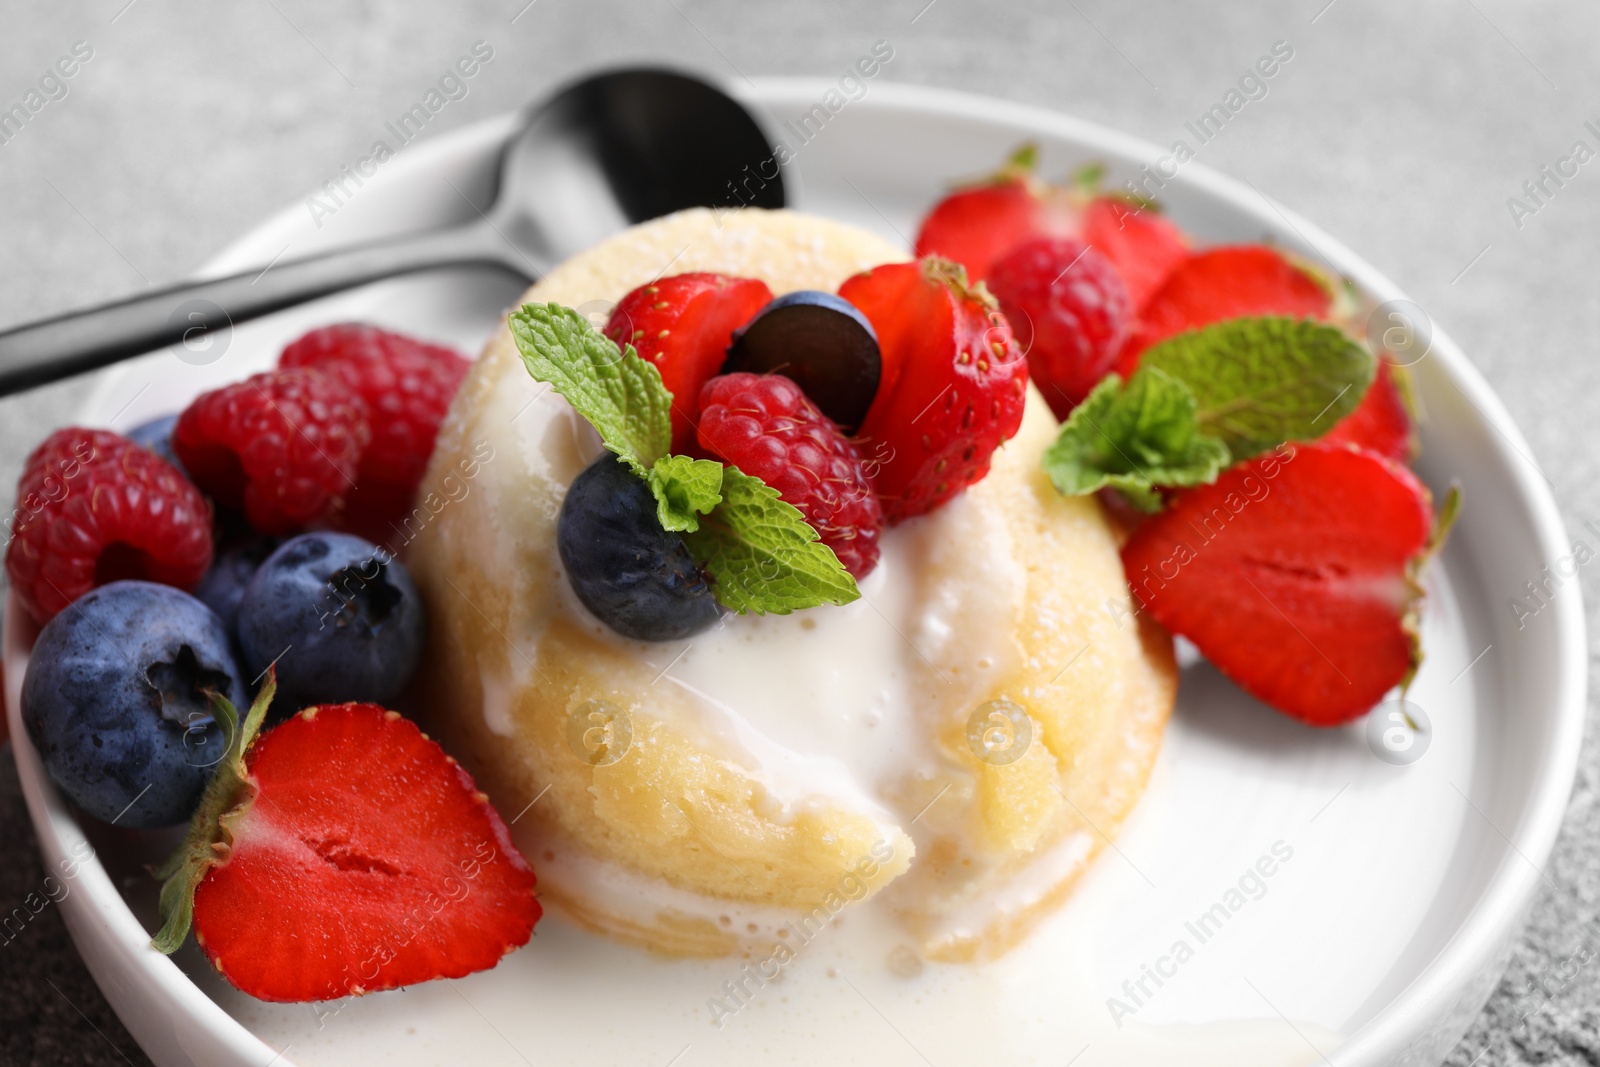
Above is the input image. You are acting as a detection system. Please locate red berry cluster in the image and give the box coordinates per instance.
[6,324,471,625]
[604,257,1031,583]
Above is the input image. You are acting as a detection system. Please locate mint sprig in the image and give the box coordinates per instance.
[682,468,861,614]
[649,454,723,533]
[509,303,859,615]
[1141,316,1375,460]
[1044,316,1377,507]
[1042,369,1231,511]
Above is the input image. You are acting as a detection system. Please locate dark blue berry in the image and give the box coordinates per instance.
[125,414,187,477]
[236,532,425,712]
[194,536,281,638]
[723,290,881,433]
[558,455,721,642]
[21,581,246,828]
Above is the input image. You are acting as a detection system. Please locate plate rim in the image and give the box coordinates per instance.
[5,76,1586,1067]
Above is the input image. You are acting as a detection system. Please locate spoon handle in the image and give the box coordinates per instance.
[0,218,533,397]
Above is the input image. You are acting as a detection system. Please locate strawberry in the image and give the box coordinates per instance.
[1081,197,1189,309]
[913,144,1077,280]
[986,237,1131,418]
[1121,443,1454,725]
[154,676,540,1002]
[1324,360,1418,464]
[1115,246,1333,378]
[914,146,1191,305]
[604,273,774,454]
[841,257,1028,522]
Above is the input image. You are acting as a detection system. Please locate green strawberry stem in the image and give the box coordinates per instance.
[150,673,276,955]
[1400,482,1463,696]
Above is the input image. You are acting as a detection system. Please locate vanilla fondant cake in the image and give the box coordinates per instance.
[407,207,1175,960]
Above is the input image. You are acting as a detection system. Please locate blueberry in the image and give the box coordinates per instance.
[21,581,246,828]
[723,290,881,433]
[194,537,282,637]
[558,456,721,642]
[124,414,187,477]
[236,532,425,712]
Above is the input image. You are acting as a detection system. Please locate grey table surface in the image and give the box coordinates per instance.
[1,1,1597,1064]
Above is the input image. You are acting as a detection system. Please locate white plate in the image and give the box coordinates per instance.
[4,79,1586,1067]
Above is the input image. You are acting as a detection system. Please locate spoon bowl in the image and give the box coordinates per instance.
[496,68,783,260]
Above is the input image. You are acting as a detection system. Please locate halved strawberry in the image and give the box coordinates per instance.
[1121,443,1454,725]
[604,273,774,454]
[1116,246,1333,377]
[1081,197,1189,309]
[842,258,1028,522]
[913,144,1078,281]
[1324,360,1418,464]
[154,677,540,1002]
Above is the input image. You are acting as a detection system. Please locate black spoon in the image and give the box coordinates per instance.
[0,67,784,396]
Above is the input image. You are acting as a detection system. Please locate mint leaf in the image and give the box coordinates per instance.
[648,454,724,533]
[1042,370,1231,509]
[1141,316,1375,459]
[683,467,860,614]
[509,303,672,474]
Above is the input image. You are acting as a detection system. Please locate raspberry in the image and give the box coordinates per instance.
[280,323,470,496]
[697,373,883,579]
[174,369,370,535]
[987,237,1131,419]
[6,428,214,624]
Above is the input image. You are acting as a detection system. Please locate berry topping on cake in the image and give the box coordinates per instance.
[1116,246,1333,377]
[512,302,859,636]
[1121,444,1457,725]
[722,291,882,433]
[236,532,426,712]
[21,580,246,827]
[153,677,541,1002]
[913,144,1078,280]
[697,373,883,579]
[987,236,1132,418]
[604,273,774,455]
[842,258,1028,522]
[174,369,371,535]
[558,455,723,641]
[7,427,214,624]
[279,323,471,524]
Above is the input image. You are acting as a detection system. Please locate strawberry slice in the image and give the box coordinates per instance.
[913,145,1077,280]
[1116,246,1333,377]
[1324,361,1418,464]
[1121,443,1455,725]
[1081,197,1189,309]
[154,677,539,1002]
[605,273,774,455]
[842,258,1028,522]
